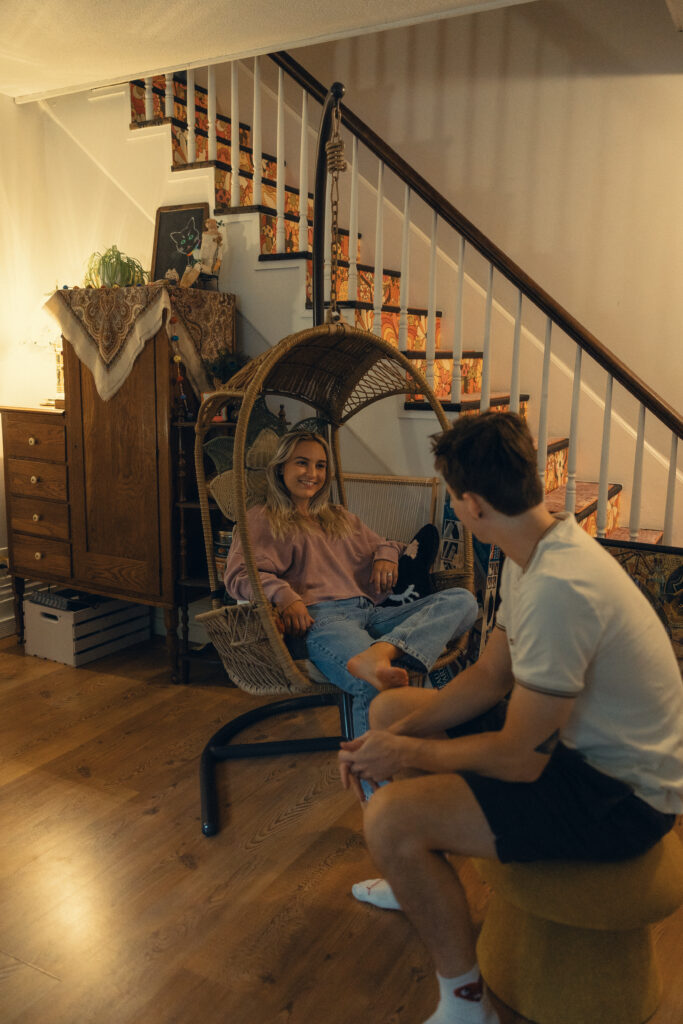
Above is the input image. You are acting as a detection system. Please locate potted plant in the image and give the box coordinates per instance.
[84,246,149,287]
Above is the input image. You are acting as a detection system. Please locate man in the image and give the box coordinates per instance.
[338,411,683,1024]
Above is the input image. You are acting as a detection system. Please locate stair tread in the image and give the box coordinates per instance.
[407,392,530,412]
[457,391,530,407]
[607,527,663,544]
[546,481,622,518]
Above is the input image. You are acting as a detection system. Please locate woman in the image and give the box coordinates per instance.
[224,431,478,737]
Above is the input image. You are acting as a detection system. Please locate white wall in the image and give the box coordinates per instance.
[294,0,683,414]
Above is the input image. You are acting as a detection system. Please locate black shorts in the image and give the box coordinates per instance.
[448,703,675,863]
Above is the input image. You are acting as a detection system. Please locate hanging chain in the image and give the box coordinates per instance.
[325,102,347,323]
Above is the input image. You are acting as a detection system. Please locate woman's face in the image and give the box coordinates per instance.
[281,439,328,512]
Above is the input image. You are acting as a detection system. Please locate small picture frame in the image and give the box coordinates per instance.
[151,202,210,284]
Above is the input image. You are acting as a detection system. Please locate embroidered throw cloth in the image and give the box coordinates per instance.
[44,284,235,401]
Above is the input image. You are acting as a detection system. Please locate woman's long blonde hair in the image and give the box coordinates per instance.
[264,430,351,539]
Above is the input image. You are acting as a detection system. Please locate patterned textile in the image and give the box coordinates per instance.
[165,287,235,373]
[600,540,683,671]
[44,284,235,401]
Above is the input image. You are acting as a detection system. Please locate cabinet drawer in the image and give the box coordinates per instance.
[8,458,68,501]
[4,413,65,462]
[10,497,70,540]
[11,535,71,579]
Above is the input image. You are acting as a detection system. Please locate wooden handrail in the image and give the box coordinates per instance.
[270,50,682,439]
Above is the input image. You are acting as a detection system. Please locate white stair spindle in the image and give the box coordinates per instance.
[597,374,613,539]
[398,185,411,351]
[536,318,552,485]
[348,135,359,306]
[187,69,196,164]
[629,404,646,540]
[509,290,522,414]
[231,63,240,208]
[565,345,582,515]
[373,161,384,335]
[276,67,285,253]
[144,77,153,121]
[663,433,678,546]
[164,74,173,118]
[480,264,494,412]
[252,56,262,207]
[426,210,438,392]
[207,66,217,162]
[298,90,309,253]
[450,235,466,405]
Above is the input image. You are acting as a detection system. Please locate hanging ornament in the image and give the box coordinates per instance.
[325,102,347,324]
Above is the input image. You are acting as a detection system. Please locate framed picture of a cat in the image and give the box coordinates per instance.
[151,202,210,285]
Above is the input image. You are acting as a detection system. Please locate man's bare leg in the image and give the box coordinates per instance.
[363,773,500,1022]
[352,687,445,910]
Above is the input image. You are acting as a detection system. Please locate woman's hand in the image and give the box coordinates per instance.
[371,558,398,593]
[280,600,315,636]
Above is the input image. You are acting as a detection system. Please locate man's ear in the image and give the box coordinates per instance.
[461,492,484,520]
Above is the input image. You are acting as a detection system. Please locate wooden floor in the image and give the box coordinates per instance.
[1,635,682,1024]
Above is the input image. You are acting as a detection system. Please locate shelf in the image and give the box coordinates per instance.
[176,499,221,510]
[178,575,211,589]
[173,419,236,430]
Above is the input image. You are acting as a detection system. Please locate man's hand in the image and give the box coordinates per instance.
[280,600,314,636]
[338,730,409,799]
[370,558,398,593]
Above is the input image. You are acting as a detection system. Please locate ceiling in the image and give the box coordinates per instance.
[0,0,541,103]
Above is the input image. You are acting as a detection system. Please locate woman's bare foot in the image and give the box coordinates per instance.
[347,642,409,691]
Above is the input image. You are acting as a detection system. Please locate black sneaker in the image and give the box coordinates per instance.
[384,524,440,606]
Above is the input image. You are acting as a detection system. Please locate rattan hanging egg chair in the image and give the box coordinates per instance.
[194,321,475,836]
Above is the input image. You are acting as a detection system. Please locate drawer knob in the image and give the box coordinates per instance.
[28,436,36,446]
[32,513,41,522]
[30,475,39,485]
[34,552,43,561]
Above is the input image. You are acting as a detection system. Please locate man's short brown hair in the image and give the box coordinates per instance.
[432,411,543,516]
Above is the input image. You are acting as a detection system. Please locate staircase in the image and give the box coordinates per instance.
[128,58,680,556]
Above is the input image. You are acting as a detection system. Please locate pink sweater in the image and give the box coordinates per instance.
[224,505,404,610]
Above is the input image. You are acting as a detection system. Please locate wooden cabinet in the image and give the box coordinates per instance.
[3,283,237,680]
[63,330,173,605]
[2,410,71,594]
[2,323,233,682]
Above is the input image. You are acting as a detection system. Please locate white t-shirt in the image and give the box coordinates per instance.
[496,513,683,814]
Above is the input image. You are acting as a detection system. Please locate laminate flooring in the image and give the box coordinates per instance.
[1,636,681,1024]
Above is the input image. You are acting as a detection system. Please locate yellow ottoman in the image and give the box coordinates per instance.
[474,830,683,1024]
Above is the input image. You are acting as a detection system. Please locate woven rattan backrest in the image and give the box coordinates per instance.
[338,473,440,543]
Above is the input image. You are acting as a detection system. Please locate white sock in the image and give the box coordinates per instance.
[423,966,500,1024]
[351,877,401,911]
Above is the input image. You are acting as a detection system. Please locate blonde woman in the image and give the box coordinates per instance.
[224,430,478,738]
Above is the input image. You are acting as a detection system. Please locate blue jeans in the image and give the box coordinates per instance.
[305,590,478,738]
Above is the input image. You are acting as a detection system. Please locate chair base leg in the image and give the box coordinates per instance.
[200,691,354,837]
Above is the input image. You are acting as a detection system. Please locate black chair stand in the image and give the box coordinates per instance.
[200,690,354,836]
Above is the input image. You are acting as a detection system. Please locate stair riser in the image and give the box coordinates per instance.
[545,444,568,493]
[579,492,621,538]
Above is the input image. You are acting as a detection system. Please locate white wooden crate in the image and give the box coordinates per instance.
[24,596,151,666]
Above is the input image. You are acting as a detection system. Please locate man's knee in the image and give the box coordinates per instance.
[369,686,433,729]
[363,782,412,857]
